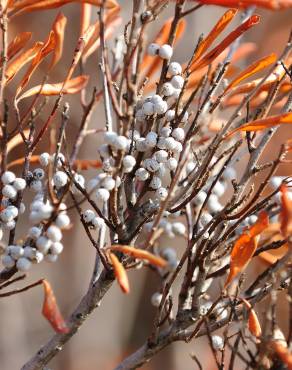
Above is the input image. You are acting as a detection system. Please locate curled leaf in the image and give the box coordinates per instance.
[80,3,92,36]
[110,245,167,268]
[280,184,292,238]
[226,112,292,137]
[18,75,89,101]
[42,280,69,334]
[225,212,269,287]
[50,12,67,70]
[16,31,56,98]
[6,31,32,61]
[242,299,262,338]
[4,42,43,85]
[192,8,237,63]
[190,15,260,73]
[224,53,277,93]
[109,253,130,294]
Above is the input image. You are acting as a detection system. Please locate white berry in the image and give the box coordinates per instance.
[172,127,185,142]
[95,188,110,202]
[211,335,224,351]
[159,44,173,60]
[171,75,184,89]
[2,184,17,199]
[39,152,50,167]
[47,225,62,242]
[53,171,68,188]
[13,178,26,191]
[151,292,162,307]
[148,43,159,56]
[135,167,150,181]
[1,171,15,185]
[161,82,174,97]
[16,257,32,271]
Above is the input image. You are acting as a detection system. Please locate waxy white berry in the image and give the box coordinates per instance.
[155,150,168,163]
[28,226,42,239]
[166,157,178,171]
[211,335,224,351]
[53,171,68,188]
[144,158,160,173]
[36,236,52,254]
[95,188,110,202]
[91,217,105,229]
[16,257,32,271]
[171,75,184,89]
[55,214,70,229]
[1,171,16,185]
[151,292,163,307]
[150,176,162,190]
[123,155,136,172]
[172,127,185,142]
[155,187,168,201]
[135,167,150,181]
[165,110,175,122]
[168,62,182,76]
[113,135,128,151]
[145,132,158,148]
[39,152,50,167]
[104,131,117,145]
[142,101,155,116]
[2,184,17,199]
[172,222,186,236]
[33,168,45,180]
[154,99,168,115]
[102,176,116,191]
[47,225,62,242]
[147,43,159,56]
[83,209,96,223]
[161,82,174,97]
[2,255,15,268]
[13,178,26,191]
[50,242,64,255]
[159,44,173,60]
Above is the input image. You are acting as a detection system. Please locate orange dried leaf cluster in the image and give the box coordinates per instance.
[194,0,292,10]
[42,280,69,334]
[110,245,167,268]
[269,341,292,368]
[190,14,260,73]
[109,253,130,294]
[225,212,269,286]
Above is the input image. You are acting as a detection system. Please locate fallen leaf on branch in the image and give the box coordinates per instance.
[110,245,167,268]
[42,280,69,334]
[109,253,130,294]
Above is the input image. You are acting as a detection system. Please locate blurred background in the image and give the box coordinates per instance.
[1,1,292,369]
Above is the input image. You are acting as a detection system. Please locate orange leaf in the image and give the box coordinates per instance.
[7,155,40,169]
[6,31,32,61]
[9,0,118,17]
[269,341,292,369]
[109,253,130,294]
[242,299,262,338]
[225,212,269,286]
[140,18,186,79]
[192,9,237,63]
[42,280,69,334]
[80,3,92,36]
[190,15,260,73]
[110,245,167,268]
[73,159,102,171]
[82,6,121,62]
[226,112,292,137]
[4,42,43,85]
[280,184,292,238]
[50,12,67,70]
[195,0,292,10]
[224,53,277,93]
[16,31,56,98]
[18,75,89,101]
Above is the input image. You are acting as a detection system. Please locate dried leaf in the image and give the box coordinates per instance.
[4,42,43,85]
[190,15,260,73]
[6,31,32,61]
[110,245,167,268]
[83,9,121,62]
[80,3,92,36]
[50,12,67,70]
[16,31,56,98]
[226,112,292,137]
[18,75,89,101]
[192,8,237,63]
[224,53,277,93]
[109,253,130,294]
[42,280,69,334]
[7,155,41,169]
[73,159,102,170]
[194,0,292,10]
[9,0,118,17]
[242,299,262,338]
[225,212,269,286]
[269,341,292,369]
[280,184,292,238]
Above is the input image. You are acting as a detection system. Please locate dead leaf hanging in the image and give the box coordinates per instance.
[109,253,130,294]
